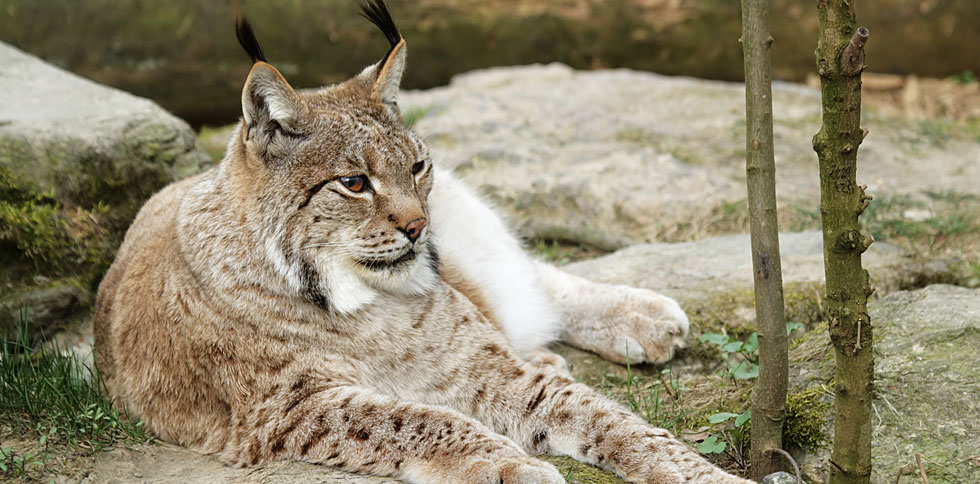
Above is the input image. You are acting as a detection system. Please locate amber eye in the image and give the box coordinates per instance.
[340,175,368,193]
[411,160,426,175]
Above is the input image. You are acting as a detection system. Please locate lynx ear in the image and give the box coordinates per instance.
[241,62,307,136]
[236,16,308,151]
[361,0,406,106]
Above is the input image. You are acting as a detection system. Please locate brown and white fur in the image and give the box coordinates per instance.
[94,3,752,483]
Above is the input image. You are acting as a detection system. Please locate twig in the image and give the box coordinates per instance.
[840,27,870,76]
[892,464,907,484]
[881,393,901,417]
[915,453,929,484]
[765,448,802,484]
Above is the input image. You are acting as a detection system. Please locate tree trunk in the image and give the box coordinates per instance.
[741,0,789,480]
[813,1,873,483]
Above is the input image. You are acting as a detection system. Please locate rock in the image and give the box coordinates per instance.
[0,41,211,338]
[761,472,799,484]
[787,285,980,483]
[0,41,210,224]
[72,441,400,484]
[867,285,980,483]
[402,64,980,247]
[0,284,89,340]
[562,231,964,336]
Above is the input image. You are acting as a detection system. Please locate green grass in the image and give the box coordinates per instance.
[791,190,980,258]
[532,239,606,266]
[622,356,690,433]
[1,312,151,479]
[402,105,432,130]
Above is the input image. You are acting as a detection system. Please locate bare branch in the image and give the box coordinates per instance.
[765,448,803,484]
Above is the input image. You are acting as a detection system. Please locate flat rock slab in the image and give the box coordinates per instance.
[563,231,961,329]
[786,284,980,483]
[869,285,980,483]
[51,442,397,484]
[402,64,980,246]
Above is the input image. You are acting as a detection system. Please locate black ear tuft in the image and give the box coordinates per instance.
[361,0,402,63]
[236,16,268,64]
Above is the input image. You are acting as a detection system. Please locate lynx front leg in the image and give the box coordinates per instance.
[223,381,564,484]
[535,261,689,364]
[428,171,688,365]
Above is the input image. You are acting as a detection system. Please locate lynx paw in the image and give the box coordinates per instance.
[524,347,569,372]
[568,285,689,365]
[463,457,565,484]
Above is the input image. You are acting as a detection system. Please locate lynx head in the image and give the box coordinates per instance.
[229,1,437,314]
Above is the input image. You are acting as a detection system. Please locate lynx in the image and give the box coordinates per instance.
[94,2,753,482]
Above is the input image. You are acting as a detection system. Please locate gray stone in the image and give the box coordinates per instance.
[0,41,211,217]
[868,285,980,483]
[787,285,980,484]
[0,284,89,340]
[761,472,799,484]
[402,64,980,246]
[562,231,963,333]
[0,41,211,338]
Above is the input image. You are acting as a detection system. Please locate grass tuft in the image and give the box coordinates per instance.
[1,311,151,478]
[402,105,432,130]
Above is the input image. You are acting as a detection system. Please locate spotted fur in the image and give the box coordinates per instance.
[94,3,753,483]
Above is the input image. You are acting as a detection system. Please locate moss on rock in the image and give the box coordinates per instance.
[0,41,211,341]
[782,388,830,453]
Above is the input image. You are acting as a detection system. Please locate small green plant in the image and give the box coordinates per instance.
[694,322,803,464]
[700,322,805,382]
[696,434,726,454]
[696,408,752,467]
[949,70,976,85]
[0,446,45,476]
[603,345,691,434]
[699,331,759,381]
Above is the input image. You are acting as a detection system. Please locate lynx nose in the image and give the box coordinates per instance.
[401,218,427,243]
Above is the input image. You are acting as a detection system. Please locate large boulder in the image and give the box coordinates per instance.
[0,41,211,339]
[402,64,980,248]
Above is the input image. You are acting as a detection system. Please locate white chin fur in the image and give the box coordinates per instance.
[311,249,437,315]
[354,248,439,297]
[319,257,377,315]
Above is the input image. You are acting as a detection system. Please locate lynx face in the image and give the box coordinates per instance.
[232,18,437,313]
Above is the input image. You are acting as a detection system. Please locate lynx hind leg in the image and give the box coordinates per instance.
[428,170,563,356]
[535,261,689,365]
[472,351,753,483]
[226,382,565,484]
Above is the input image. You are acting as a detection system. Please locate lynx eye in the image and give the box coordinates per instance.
[411,160,426,175]
[339,175,368,193]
